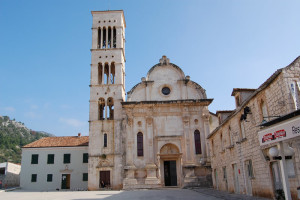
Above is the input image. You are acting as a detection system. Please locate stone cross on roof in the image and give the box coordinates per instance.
[159,55,170,65]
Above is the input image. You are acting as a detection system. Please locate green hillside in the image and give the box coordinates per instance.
[0,116,53,163]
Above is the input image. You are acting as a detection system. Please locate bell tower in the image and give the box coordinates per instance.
[88,10,126,190]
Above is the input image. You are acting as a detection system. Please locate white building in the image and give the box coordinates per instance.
[0,162,21,188]
[20,134,89,191]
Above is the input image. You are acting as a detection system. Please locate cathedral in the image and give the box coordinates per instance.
[88,10,217,190]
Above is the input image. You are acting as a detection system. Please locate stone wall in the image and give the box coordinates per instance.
[208,56,300,199]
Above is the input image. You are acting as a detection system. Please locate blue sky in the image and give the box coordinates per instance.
[1,0,300,136]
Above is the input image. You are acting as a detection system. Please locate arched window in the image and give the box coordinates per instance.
[261,100,268,121]
[137,132,143,156]
[104,63,109,84]
[102,27,106,48]
[104,133,107,147]
[194,130,201,154]
[108,26,112,48]
[107,97,114,120]
[98,62,103,84]
[113,27,116,48]
[110,62,115,84]
[97,27,101,48]
[98,98,105,120]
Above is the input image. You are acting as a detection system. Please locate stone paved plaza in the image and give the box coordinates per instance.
[0,188,271,200]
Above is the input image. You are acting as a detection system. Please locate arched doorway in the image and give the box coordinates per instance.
[158,143,182,187]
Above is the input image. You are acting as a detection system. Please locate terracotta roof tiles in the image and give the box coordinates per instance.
[23,136,89,148]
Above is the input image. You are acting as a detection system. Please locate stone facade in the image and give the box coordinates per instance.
[207,56,300,199]
[88,10,217,190]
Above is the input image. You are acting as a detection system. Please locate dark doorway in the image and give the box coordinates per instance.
[164,160,177,186]
[61,174,70,189]
[100,171,110,188]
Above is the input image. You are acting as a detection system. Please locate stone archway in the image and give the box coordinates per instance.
[158,143,182,187]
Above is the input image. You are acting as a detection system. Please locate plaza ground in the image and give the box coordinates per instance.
[0,188,271,200]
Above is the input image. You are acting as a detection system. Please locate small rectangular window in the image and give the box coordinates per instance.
[83,173,88,181]
[63,154,71,164]
[83,153,89,163]
[47,154,54,164]
[0,168,5,175]
[47,174,53,182]
[246,160,254,178]
[31,174,37,182]
[223,167,227,180]
[31,154,39,164]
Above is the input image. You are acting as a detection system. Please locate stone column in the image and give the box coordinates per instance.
[104,99,107,120]
[102,64,105,85]
[108,63,111,84]
[100,27,103,49]
[202,107,210,162]
[111,26,113,48]
[106,26,108,48]
[183,115,192,162]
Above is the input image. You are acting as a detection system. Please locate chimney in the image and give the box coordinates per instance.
[78,133,81,137]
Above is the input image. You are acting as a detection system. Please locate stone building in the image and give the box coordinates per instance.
[88,10,217,190]
[20,134,89,191]
[0,162,21,188]
[207,56,300,199]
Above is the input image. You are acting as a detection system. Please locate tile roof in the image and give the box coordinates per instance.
[23,136,89,148]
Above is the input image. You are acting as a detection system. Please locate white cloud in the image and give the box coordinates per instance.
[59,118,86,128]
[4,107,15,112]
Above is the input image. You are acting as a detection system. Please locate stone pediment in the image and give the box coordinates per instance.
[160,143,180,155]
[97,158,113,168]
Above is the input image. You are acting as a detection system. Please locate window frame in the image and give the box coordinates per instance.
[104,133,108,148]
[194,130,202,154]
[47,174,53,182]
[31,174,37,182]
[83,153,89,163]
[63,154,71,164]
[47,154,54,164]
[31,154,39,164]
[83,173,88,181]
[137,132,144,157]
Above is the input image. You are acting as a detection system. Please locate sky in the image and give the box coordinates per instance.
[1,0,300,136]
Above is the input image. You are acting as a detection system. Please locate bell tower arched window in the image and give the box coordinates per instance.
[98,98,105,120]
[137,132,143,157]
[97,27,101,48]
[107,97,114,120]
[110,62,115,84]
[98,63,103,84]
[194,130,201,154]
[102,27,106,48]
[113,27,116,48]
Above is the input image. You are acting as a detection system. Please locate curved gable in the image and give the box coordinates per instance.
[127,56,207,101]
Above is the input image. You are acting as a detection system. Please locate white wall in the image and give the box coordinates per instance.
[20,146,88,191]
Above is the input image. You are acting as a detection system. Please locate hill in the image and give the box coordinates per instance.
[0,116,53,163]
